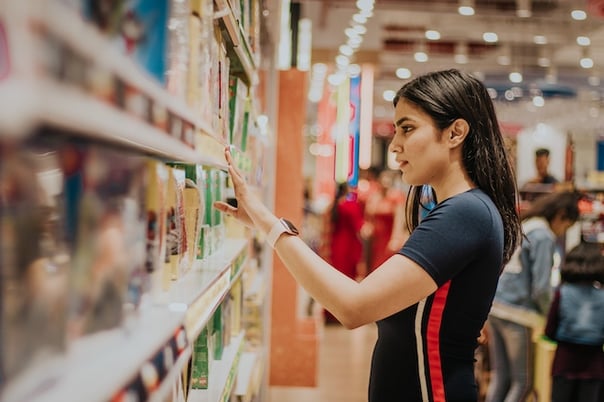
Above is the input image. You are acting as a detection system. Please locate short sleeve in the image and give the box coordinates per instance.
[399,192,501,287]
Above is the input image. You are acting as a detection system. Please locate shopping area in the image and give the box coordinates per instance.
[1,1,603,402]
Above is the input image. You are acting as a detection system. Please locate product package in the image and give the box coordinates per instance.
[81,0,170,85]
[0,133,70,399]
[63,141,147,338]
[145,160,169,304]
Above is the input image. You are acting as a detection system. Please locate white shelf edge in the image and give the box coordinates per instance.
[25,308,185,402]
[233,352,259,397]
[148,345,194,402]
[0,78,231,168]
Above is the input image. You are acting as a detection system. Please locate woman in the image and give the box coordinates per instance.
[544,241,604,402]
[214,69,521,402]
[486,191,580,402]
[328,182,365,280]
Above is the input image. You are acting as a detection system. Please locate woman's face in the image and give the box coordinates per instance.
[388,99,450,186]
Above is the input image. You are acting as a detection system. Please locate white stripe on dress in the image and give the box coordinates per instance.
[415,298,429,402]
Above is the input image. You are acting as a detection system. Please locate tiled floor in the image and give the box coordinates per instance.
[268,322,378,402]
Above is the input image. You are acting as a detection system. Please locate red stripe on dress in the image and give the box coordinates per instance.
[427,280,451,402]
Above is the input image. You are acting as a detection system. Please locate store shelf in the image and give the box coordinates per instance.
[188,331,245,402]
[214,0,258,86]
[20,309,185,402]
[0,78,219,164]
[233,351,262,402]
[169,238,249,342]
[33,1,220,141]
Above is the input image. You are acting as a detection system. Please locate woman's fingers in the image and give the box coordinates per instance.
[213,201,237,215]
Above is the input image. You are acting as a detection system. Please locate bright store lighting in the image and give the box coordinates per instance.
[414,51,428,62]
[580,57,594,69]
[336,54,350,66]
[383,90,396,102]
[483,32,498,43]
[455,54,469,64]
[571,9,587,20]
[458,6,475,16]
[396,67,411,79]
[356,0,374,12]
[537,57,550,67]
[532,96,545,107]
[352,24,367,35]
[425,30,441,40]
[533,35,547,45]
[297,18,312,71]
[339,44,353,56]
[577,36,591,46]
[348,64,362,76]
[509,71,523,83]
[352,13,367,24]
[589,75,601,86]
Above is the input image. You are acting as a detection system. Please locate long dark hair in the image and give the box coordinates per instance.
[393,69,521,264]
[330,182,348,224]
[560,241,604,284]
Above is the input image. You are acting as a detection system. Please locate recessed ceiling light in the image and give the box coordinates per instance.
[425,30,440,40]
[533,35,547,45]
[483,32,498,43]
[571,9,587,20]
[396,68,411,79]
[577,36,591,46]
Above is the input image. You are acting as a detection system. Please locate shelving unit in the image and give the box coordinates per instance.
[0,0,271,401]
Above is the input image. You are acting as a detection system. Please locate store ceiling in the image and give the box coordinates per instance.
[299,0,604,135]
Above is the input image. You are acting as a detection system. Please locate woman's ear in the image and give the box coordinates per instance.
[447,119,470,148]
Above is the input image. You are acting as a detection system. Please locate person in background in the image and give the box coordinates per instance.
[323,182,366,323]
[528,148,559,185]
[364,170,405,272]
[214,69,522,402]
[327,182,366,281]
[544,241,604,402]
[486,191,580,402]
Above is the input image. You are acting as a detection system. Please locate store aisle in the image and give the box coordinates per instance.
[269,323,378,402]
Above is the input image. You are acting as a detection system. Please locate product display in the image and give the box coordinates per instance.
[0,0,267,400]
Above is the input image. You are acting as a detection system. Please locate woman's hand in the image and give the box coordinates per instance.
[213,147,275,232]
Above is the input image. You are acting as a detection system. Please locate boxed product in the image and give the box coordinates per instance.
[63,141,147,338]
[190,326,210,389]
[0,133,69,399]
[145,160,169,304]
[81,0,170,85]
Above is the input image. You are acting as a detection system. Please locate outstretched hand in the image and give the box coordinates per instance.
[213,147,272,231]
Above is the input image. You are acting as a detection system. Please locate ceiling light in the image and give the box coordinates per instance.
[516,0,531,18]
[571,9,587,20]
[577,36,591,46]
[352,13,367,24]
[414,51,428,62]
[483,32,498,43]
[383,90,396,102]
[588,74,600,86]
[545,66,557,84]
[336,54,350,67]
[396,67,411,79]
[454,42,469,64]
[425,30,441,40]
[356,0,374,12]
[352,24,367,35]
[580,57,594,69]
[532,96,544,107]
[339,44,354,56]
[533,35,547,45]
[458,0,475,16]
[509,71,523,83]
